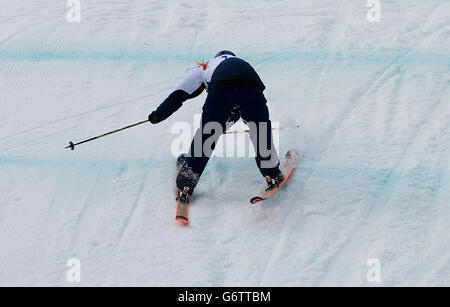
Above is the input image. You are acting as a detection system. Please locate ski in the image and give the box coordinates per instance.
[175,154,189,224]
[250,149,300,204]
[176,191,189,224]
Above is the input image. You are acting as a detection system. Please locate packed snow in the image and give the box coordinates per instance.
[0,0,449,286]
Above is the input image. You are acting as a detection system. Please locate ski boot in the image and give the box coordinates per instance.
[264,170,285,191]
[176,163,199,196]
[176,187,191,204]
[177,153,186,169]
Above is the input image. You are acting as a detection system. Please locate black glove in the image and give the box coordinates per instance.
[148,111,162,124]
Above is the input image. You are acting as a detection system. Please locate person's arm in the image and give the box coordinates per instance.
[149,67,205,124]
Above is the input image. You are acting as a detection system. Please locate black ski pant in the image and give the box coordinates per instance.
[177,87,280,191]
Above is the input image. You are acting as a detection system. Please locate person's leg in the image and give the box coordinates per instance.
[177,88,235,192]
[239,88,280,178]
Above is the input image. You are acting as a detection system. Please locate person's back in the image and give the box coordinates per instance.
[207,55,265,91]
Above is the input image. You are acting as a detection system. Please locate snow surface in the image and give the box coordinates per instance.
[0,0,449,286]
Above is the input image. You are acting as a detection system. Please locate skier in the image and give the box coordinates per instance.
[148,50,283,200]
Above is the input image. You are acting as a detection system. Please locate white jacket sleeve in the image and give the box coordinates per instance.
[172,66,204,95]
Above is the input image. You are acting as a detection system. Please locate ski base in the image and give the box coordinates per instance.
[176,204,189,224]
[176,192,189,225]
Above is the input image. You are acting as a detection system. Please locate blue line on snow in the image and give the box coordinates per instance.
[0,49,448,68]
[0,154,447,190]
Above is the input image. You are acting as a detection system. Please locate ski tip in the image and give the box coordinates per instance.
[250,196,264,204]
[176,216,189,225]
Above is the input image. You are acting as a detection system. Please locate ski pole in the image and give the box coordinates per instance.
[65,119,149,151]
[224,125,300,134]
